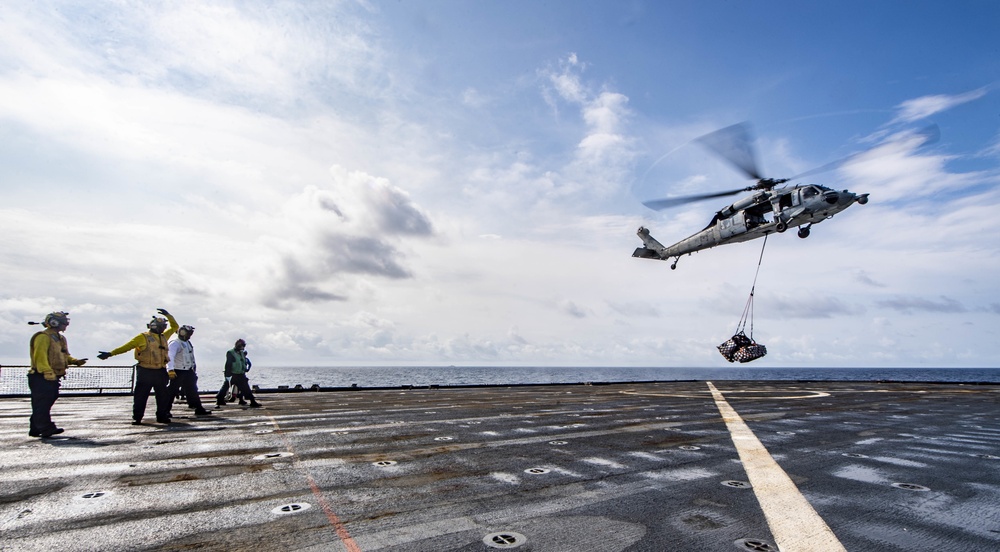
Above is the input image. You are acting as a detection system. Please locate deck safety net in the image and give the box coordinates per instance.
[0,365,135,396]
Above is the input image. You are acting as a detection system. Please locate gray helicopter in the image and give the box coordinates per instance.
[633,123,936,269]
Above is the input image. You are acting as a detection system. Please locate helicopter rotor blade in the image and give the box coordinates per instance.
[791,124,940,180]
[642,187,747,211]
[695,122,762,181]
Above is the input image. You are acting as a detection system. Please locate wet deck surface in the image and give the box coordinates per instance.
[1,381,999,551]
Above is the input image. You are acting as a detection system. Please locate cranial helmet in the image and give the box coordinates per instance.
[44,311,70,328]
[178,325,195,337]
[147,316,168,331]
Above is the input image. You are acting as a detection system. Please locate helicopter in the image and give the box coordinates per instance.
[632,122,936,269]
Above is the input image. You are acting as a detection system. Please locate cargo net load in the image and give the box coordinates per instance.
[718,331,767,363]
[718,236,767,363]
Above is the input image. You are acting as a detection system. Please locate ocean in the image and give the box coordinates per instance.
[243,366,1000,389]
[3,366,998,396]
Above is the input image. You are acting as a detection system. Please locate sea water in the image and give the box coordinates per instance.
[241,366,1000,389]
[4,366,997,396]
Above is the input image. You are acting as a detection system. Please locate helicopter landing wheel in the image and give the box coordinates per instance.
[797,226,811,239]
[776,221,788,233]
[670,261,678,270]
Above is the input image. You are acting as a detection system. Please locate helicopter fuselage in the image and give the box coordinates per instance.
[633,183,868,268]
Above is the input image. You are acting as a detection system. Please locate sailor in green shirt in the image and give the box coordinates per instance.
[215,339,261,408]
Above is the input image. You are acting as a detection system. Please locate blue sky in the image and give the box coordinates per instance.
[1,1,998,368]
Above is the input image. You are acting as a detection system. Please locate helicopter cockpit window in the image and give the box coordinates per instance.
[802,186,820,199]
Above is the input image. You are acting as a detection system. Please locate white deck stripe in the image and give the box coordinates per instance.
[707,382,846,552]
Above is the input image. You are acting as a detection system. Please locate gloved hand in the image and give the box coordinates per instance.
[73,358,88,366]
[156,308,170,316]
[168,370,176,379]
[44,372,57,381]
[97,351,111,360]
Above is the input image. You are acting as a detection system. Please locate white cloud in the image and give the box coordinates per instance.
[257,166,435,308]
[892,88,987,123]
[537,55,637,201]
[838,127,972,201]
[1,4,998,371]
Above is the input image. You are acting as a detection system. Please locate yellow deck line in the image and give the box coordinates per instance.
[707,382,846,552]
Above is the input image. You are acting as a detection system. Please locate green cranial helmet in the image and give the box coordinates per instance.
[44,311,70,328]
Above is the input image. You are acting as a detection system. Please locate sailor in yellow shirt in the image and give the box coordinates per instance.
[28,311,86,438]
[98,308,179,424]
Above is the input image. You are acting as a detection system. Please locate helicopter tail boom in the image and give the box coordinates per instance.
[633,226,668,259]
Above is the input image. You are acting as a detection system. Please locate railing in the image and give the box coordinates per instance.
[0,365,136,396]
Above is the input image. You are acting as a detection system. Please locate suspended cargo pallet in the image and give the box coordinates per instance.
[718,236,768,363]
[718,331,767,363]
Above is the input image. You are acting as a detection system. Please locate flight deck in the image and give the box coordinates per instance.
[1,380,998,551]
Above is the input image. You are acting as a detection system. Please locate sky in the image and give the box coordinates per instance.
[1,1,998,369]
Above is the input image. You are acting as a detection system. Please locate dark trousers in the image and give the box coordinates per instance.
[169,370,205,410]
[217,374,255,403]
[28,373,60,434]
[133,367,172,421]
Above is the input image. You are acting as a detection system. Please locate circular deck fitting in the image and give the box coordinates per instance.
[75,491,111,500]
[524,468,550,475]
[776,431,796,435]
[721,480,752,489]
[373,460,397,467]
[433,436,454,441]
[734,538,779,551]
[272,502,312,515]
[254,452,294,460]
[891,482,930,492]
[679,445,701,451]
[483,531,527,549]
[548,440,568,446]
[843,452,868,458]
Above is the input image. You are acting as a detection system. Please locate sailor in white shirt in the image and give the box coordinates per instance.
[167,325,211,416]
